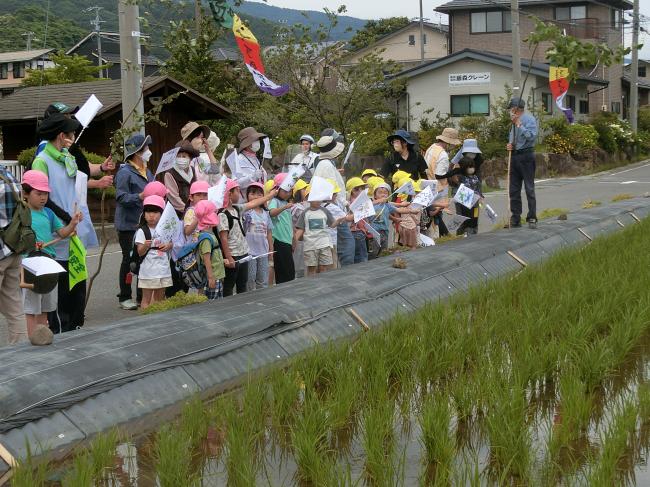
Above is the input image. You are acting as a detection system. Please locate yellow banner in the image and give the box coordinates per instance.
[68,235,88,290]
[233,14,258,44]
[549,66,569,82]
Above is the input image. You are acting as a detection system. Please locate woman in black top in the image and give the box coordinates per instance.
[381,130,428,182]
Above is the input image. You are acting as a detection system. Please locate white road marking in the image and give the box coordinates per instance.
[609,162,650,176]
[87,250,122,259]
[621,181,637,185]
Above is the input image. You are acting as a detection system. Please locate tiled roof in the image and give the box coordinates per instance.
[0,49,53,64]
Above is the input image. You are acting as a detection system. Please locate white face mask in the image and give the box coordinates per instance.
[175,157,190,170]
[141,149,152,163]
[466,167,476,175]
[465,152,476,160]
[250,140,261,152]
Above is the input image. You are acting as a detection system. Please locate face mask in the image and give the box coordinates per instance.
[175,157,190,170]
[250,141,261,152]
[466,167,476,175]
[141,149,152,163]
[465,153,476,160]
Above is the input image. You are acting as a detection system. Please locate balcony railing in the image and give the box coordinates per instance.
[555,18,599,39]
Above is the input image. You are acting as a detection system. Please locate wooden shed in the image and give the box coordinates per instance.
[0,76,231,171]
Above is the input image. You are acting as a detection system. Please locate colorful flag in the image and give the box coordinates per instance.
[549,66,574,124]
[68,235,88,290]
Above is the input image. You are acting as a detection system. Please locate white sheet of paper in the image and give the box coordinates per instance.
[155,202,181,243]
[22,256,66,276]
[419,233,435,247]
[342,139,355,167]
[280,165,306,192]
[444,213,471,232]
[418,179,436,190]
[483,203,498,223]
[262,137,272,159]
[155,147,180,176]
[207,175,227,209]
[394,180,415,196]
[225,150,240,179]
[349,189,375,223]
[366,224,381,246]
[453,184,476,210]
[411,186,435,208]
[74,171,88,208]
[308,176,334,202]
[74,94,103,128]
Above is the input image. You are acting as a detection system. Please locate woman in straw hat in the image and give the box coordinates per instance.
[235,126,268,192]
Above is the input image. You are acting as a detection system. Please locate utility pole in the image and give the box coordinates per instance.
[22,32,35,51]
[419,0,425,64]
[85,7,106,78]
[629,0,639,132]
[118,0,145,135]
[195,0,202,37]
[511,0,522,99]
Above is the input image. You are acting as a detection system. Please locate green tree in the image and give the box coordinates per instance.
[21,51,108,86]
[348,17,410,51]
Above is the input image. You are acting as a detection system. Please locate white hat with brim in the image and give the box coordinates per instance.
[316,135,345,159]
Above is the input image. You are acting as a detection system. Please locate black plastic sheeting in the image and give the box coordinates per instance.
[0,198,648,465]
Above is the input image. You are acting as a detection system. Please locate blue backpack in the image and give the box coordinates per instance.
[175,232,216,289]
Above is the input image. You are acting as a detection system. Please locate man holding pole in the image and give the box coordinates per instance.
[506,97,538,229]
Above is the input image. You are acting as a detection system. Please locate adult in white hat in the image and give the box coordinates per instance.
[423,127,461,185]
[235,126,267,191]
[193,130,222,186]
[313,129,346,207]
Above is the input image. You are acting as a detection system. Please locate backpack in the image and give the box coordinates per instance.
[129,225,156,275]
[218,206,246,236]
[175,232,216,289]
[0,171,36,254]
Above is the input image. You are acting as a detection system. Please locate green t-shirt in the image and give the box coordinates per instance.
[199,234,225,281]
[269,198,293,245]
[30,207,64,257]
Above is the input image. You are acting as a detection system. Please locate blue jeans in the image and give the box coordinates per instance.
[337,222,355,266]
[247,255,269,290]
[352,230,368,264]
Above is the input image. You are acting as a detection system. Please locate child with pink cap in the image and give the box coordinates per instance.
[21,170,82,337]
[193,199,225,299]
[183,180,210,245]
[134,195,173,309]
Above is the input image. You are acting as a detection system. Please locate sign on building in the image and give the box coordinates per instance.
[449,72,491,86]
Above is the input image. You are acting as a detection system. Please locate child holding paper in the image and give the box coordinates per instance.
[346,177,370,264]
[21,170,82,337]
[394,178,422,249]
[369,182,419,258]
[269,174,295,284]
[135,195,174,309]
[451,156,483,235]
[244,182,274,290]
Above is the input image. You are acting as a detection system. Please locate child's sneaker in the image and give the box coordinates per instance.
[528,219,538,229]
[119,299,138,310]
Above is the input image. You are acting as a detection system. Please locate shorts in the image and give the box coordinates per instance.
[204,280,223,300]
[23,286,58,315]
[138,276,173,289]
[304,247,333,267]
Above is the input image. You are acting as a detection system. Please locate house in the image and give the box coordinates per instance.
[66,32,159,80]
[623,59,650,114]
[0,75,230,170]
[394,49,607,130]
[343,21,449,70]
[435,0,632,116]
[0,49,54,97]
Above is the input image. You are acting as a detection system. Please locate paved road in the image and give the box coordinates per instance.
[2,159,649,345]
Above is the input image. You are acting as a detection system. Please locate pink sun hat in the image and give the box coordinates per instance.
[142,181,168,199]
[22,170,50,192]
[194,200,219,230]
[190,180,210,195]
[143,195,165,210]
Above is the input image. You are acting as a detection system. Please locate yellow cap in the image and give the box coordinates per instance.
[325,178,341,193]
[413,179,423,192]
[366,175,385,190]
[292,178,308,195]
[345,177,366,192]
[264,179,275,195]
[392,170,410,185]
[361,168,378,178]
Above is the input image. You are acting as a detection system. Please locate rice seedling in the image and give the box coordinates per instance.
[222,394,261,485]
[179,395,210,449]
[87,428,119,482]
[419,392,455,485]
[611,193,634,202]
[154,424,199,487]
[638,383,650,424]
[61,451,94,487]
[9,442,50,487]
[268,367,301,438]
[538,208,569,220]
[582,199,602,209]
[362,399,396,486]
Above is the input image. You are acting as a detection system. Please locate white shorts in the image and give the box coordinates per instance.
[138,276,173,289]
[23,286,58,315]
[304,247,333,267]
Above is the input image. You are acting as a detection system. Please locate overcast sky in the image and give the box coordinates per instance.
[255,0,650,59]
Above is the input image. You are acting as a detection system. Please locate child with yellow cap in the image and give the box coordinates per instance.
[346,177,370,263]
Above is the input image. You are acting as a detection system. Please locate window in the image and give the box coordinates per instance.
[542,93,553,114]
[611,101,621,114]
[423,34,427,44]
[579,99,589,114]
[323,65,331,78]
[12,62,24,78]
[408,34,415,46]
[555,5,587,21]
[450,94,490,116]
[639,66,647,78]
[611,9,622,28]
[565,94,576,112]
[0,64,7,79]
[471,10,511,33]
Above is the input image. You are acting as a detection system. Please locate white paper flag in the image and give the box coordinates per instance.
[155,202,181,243]
[22,256,66,276]
[155,147,180,176]
[225,150,241,179]
[483,203,498,223]
[280,165,306,192]
[74,171,88,209]
[453,184,477,210]
[349,189,375,223]
[394,180,416,196]
[74,94,103,128]
[418,179,437,190]
[366,224,381,246]
[262,137,272,159]
[307,176,334,202]
[208,175,227,209]
[411,185,435,208]
[443,213,471,233]
[342,139,355,167]
[418,233,435,247]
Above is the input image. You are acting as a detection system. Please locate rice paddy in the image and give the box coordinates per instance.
[9,217,650,486]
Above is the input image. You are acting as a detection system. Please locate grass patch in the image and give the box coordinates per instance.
[611,193,634,202]
[582,199,602,209]
[140,291,207,314]
[538,208,569,220]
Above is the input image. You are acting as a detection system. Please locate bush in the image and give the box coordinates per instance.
[347,116,392,156]
[541,116,570,138]
[566,123,598,157]
[545,133,571,154]
[637,107,650,133]
[18,146,105,167]
[589,111,622,153]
